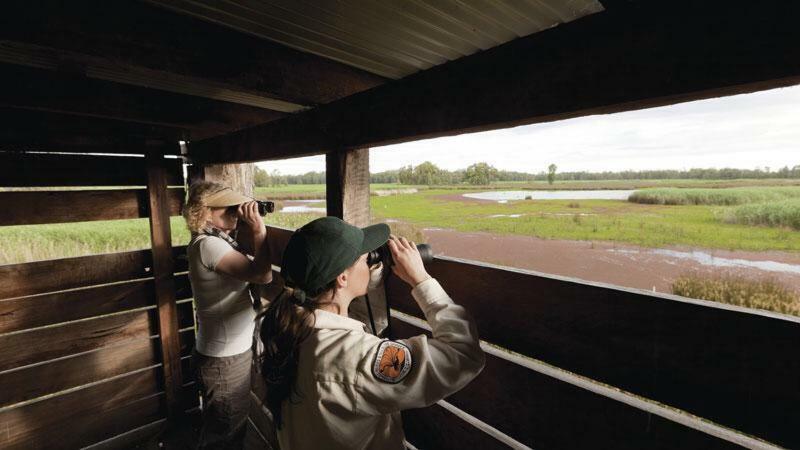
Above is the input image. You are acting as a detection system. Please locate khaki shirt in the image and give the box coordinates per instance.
[278,278,485,450]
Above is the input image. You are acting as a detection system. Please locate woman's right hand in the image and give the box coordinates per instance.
[238,201,265,236]
[387,235,431,288]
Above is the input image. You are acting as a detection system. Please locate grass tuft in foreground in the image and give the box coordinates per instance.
[629,187,800,206]
[671,273,799,316]
[723,199,800,230]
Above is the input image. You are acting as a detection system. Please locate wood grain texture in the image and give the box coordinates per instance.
[146,152,184,417]
[326,148,370,226]
[0,151,182,187]
[0,188,183,225]
[393,319,740,450]
[386,258,800,448]
[0,309,157,372]
[0,368,164,450]
[0,246,188,300]
[0,337,159,408]
[0,279,155,334]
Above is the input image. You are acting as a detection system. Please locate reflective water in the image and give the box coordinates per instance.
[610,248,800,274]
[463,190,635,201]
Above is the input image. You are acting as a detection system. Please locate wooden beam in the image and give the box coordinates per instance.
[145,150,184,418]
[325,148,370,226]
[0,108,187,151]
[0,63,285,141]
[0,1,385,108]
[0,152,183,187]
[190,0,800,163]
[0,188,184,226]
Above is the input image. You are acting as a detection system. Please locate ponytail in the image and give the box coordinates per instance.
[257,281,337,429]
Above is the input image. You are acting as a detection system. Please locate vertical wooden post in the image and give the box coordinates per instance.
[146,148,183,419]
[326,148,370,226]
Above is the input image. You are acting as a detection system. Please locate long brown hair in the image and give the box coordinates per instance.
[257,281,337,429]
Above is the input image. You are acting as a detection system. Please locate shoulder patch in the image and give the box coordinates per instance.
[372,340,412,383]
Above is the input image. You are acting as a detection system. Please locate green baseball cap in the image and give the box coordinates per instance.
[280,217,390,295]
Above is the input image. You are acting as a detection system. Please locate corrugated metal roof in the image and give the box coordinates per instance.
[148,0,604,79]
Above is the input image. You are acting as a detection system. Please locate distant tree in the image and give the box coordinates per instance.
[547,164,558,185]
[413,161,444,185]
[254,166,270,187]
[463,162,498,185]
[398,165,414,184]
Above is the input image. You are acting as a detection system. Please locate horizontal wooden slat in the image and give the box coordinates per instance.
[0,152,183,187]
[401,403,511,450]
[0,328,195,410]
[0,337,158,408]
[0,188,184,226]
[393,319,740,450]
[386,257,800,448]
[0,309,157,372]
[0,245,188,299]
[0,279,155,333]
[0,368,164,450]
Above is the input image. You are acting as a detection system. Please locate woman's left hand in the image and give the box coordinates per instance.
[238,201,265,236]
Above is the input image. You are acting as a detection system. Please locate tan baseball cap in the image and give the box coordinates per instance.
[203,187,251,207]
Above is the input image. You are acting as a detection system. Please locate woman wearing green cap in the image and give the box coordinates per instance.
[258,216,485,450]
[183,181,273,449]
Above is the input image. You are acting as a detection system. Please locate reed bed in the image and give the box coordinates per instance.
[628,187,800,206]
[672,273,799,316]
[723,199,800,230]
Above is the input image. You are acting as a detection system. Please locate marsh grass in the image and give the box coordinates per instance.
[371,190,800,251]
[723,199,800,230]
[672,273,800,316]
[628,187,800,206]
[0,213,322,265]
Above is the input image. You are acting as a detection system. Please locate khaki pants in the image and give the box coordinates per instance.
[193,348,252,450]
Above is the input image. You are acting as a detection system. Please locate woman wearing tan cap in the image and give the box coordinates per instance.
[183,181,273,449]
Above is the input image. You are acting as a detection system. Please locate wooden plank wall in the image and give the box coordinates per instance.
[385,257,800,449]
[0,150,196,449]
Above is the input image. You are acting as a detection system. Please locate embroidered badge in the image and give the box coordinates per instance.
[372,340,412,383]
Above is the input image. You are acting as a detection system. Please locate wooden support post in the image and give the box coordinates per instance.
[145,148,183,419]
[326,148,370,226]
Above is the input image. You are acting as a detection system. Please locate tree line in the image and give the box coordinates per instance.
[255,163,800,187]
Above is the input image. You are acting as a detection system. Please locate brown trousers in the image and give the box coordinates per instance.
[193,348,252,450]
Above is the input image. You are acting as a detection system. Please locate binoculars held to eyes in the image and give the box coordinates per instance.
[367,243,433,268]
[256,201,275,215]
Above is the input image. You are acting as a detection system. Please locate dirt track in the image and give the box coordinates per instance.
[422,228,800,293]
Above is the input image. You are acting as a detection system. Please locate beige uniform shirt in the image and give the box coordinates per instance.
[278,278,485,450]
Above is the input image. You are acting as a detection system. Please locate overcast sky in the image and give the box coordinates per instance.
[257,84,800,175]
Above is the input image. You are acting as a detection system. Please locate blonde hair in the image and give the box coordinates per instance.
[183,181,227,234]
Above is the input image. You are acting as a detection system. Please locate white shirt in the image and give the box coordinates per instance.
[187,234,256,357]
[278,278,485,450]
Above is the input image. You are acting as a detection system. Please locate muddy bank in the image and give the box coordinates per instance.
[422,228,800,293]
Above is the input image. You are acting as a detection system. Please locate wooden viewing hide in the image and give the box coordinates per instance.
[0,0,798,449]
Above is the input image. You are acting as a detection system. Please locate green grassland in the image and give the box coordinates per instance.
[0,214,321,265]
[371,190,800,251]
[4,180,800,265]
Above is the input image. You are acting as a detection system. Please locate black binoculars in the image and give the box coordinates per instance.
[256,200,275,215]
[367,243,433,267]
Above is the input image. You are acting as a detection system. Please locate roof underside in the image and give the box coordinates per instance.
[148,0,604,79]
